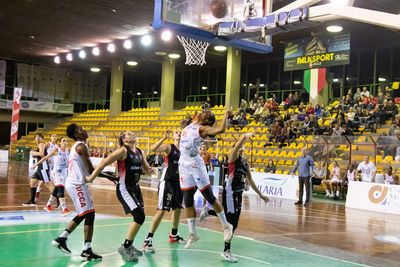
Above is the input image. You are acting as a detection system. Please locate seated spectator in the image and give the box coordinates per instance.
[332,123,344,136]
[210,153,220,171]
[344,94,353,108]
[366,106,383,132]
[251,93,259,104]
[322,161,341,199]
[320,104,330,117]
[384,166,399,185]
[314,104,322,118]
[203,96,212,109]
[306,104,314,115]
[312,160,327,186]
[386,100,397,122]
[237,110,248,129]
[377,92,385,105]
[287,122,298,144]
[284,93,294,109]
[353,87,361,102]
[389,114,400,136]
[360,86,370,98]
[264,159,276,173]
[239,99,249,113]
[298,102,306,113]
[246,100,257,114]
[297,109,308,122]
[343,164,356,186]
[347,89,353,100]
[252,103,264,122]
[300,116,311,135]
[357,156,376,182]
[293,91,300,105]
[347,107,356,121]
[268,122,282,144]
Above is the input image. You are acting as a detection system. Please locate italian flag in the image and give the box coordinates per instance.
[303,68,326,99]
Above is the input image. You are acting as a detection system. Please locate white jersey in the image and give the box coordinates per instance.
[179,123,204,159]
[385,173,395,184]
[47,142,58,169]
[357,161,376,182]
[331,167,341,181]
[53,148,69,186]
[347,169,355,182]
[66,141,89,185]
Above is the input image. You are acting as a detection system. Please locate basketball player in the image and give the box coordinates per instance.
[23,133,53,206]
[143,129,186,252]
[179,109,233,248]
[35,133,58,203]
[86,130,155,262]
[51,124,102,261]
[32,137,71,216]
[199,131,269,262]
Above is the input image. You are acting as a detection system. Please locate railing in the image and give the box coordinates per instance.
[185,93,225,107]
[131,97,160,109]
[74,100,110,113]
[258,89,303,103]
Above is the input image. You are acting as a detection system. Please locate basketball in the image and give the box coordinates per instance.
[211,0,228,19]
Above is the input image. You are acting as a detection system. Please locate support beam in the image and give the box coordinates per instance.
[225,47,241,110]
[160,57,176,115]
[109,60,123,116]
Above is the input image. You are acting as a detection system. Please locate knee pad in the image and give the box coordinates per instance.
[84,212,95,226]
[131,207,145,225]
[183,188,196,207]
[200,187,216,205]
[73,215,85,225]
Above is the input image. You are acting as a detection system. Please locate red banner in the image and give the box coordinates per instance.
[10,88,22,143]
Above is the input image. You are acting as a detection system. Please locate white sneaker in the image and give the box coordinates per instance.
[223,223,233,242]
[143,237,155,253]
[185,233,200,249]
[221,250,238,263]
[325,193,330,197]
[199,205,211,222]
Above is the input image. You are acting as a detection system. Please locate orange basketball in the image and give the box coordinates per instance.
[211,0,228,19]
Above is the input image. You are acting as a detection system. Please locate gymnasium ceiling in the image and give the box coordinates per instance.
[0,0,399,70]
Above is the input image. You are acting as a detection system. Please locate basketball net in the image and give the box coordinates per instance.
[177,35,211,66]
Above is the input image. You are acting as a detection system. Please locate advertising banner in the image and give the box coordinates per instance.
[346,181,400,215]
[284,33,350,71]
[10,88,22,143]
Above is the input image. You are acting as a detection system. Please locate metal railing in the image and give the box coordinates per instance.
[185,93,225,107]
[131,97,160,109]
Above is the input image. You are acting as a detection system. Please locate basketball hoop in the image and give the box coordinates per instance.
[177,35,211,66]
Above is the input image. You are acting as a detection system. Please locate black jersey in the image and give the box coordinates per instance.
[164,144,180,182]
[118,147,143,189]
[227,156,249,191]
[34,143,48,170]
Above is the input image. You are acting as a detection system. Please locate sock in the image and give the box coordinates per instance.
[83,241,91,251]
[325,189,330,195]
[30,187,37,202]
[36,186,41,193]
[208,210,217,217]
[47,197,54,207]
[59,229,70,238]
[216,212,228,226]
[60,201,66,211]
[147,232,154,238]
[336,191,340,197]
[187,218,196,234]
[171,228,178,236]
[224,242,231,252]
[124,239,133,248]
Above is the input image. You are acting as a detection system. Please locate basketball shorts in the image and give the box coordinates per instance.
[116,183,144,214]
[158,171,183,211]
[223,178,243,232]
[32,168,51,183]
[178,158,211,192]
[52,185,65,198]
[53,169,67,187]
[65,183,94,216]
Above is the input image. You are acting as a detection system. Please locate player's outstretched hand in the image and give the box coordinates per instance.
[260,195,270,203]
[98,171,119,184]
[165,130,172,138]
[85,176,93,183]
[245,131,256,139]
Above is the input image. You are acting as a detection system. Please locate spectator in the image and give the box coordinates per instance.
[297,109,308,122]
[252,103,264,122]
[210,153,220,171]
[239,99,249,112]
[357,156,376,182]
[287,122,298,144]
[312,160,327,187]
[203,96,212,109]
[298,102,306,113]
[284,93,294,109]
[389,114,400,136]
[292,148,316,206]
[264,159,276,173]
[343,164,356,186]
[322,161,341,199]
[347,89,353,100]
[220,154,229,183]
[320,104,330,117]
[332,124,344,136]
[247,99,257,114]
[384,166,399,185]
[347,107,356,121]
[237,110,248,129]
[377,92,385,105]
[306,104,314,115]
[353,88,361,102]
[293,91,300,105]
[251,93,259,104]
[268,122,282,144]
[360,86,370,98]
[200,144,211,171]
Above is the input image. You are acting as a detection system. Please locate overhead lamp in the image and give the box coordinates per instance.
[79,50,86,59]
[92,47,100,56]
[127,61,138,66]
[123,39,132,49]
[141,35,152,46]
[201,86,208,90]
[168,53,180,59]
[378,77,386,82]
[333,78,339,82]
[294,80,301,85]
[107,43,116,53]
[326,25,343,33]
[155,51,167,56]
[260,84,265,87]
[90,67,101,72]
[66,53,73,61]
[154,91,158,94]
[137,92,141,96]
[54,56,60,64]
[214,45,227,51]
[161,30,173,41]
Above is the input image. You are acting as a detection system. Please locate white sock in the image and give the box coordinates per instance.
[59,230,69,238]
[47,197,54,207]
[83,241,91,251]
[325,190,330,195]
[60,201,66,211]
[187,218,196,234]
[216,211,228,226]
[336,191,340,197]
[36,186,41,193]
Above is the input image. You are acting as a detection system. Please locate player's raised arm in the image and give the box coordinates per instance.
[86,147,126,183]
[229,132,255,163]
[199,110,231,138]
[32,148,58,169]
[150,130,172,154]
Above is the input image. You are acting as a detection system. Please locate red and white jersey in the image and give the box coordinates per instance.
[47,142,58,169]
[179,123,204,159]
[67,141,89,185]
[53,148,69,186]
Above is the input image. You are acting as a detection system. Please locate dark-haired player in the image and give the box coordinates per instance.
[51,123,102,261]
[143,129,186,252]
[23,133,53,206]
[179,109,233,248]
[86,130,155,262]
[199,132,269,262]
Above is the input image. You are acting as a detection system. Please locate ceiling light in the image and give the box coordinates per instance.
[201,86,208,90]
[92,47,100,56]
[154,91,158,94]
[260,84,265,87]
[168,53,180,59]
[161,30,172,41]
[326,25,343,33]
[107,43,116,53]
[123,39,132,49]
[79,50,86,59]
[155,51,167,56]
[137,92,141,96]
[90,67,101,72]
[214,45,227,51]
[378,77,386,82]
[127,61,138,66]
[294,80,301,84]
[333,78,339,82]
[54,56,60,64]
[66,53,73,61]
[141,35,152,46]
[30,35,35,39]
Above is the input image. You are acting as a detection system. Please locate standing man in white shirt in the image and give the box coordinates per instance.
[357,156,376,182]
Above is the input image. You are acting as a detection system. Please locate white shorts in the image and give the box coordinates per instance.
[65,183,94,216]
[53,169,67,187]
[178,158,211,191]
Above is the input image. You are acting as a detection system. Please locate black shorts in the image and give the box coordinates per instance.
[52,186,65,198]
[32,168,51,183]
[116,183,144,214]
[158,179,183,211]
[223,179,243,232]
